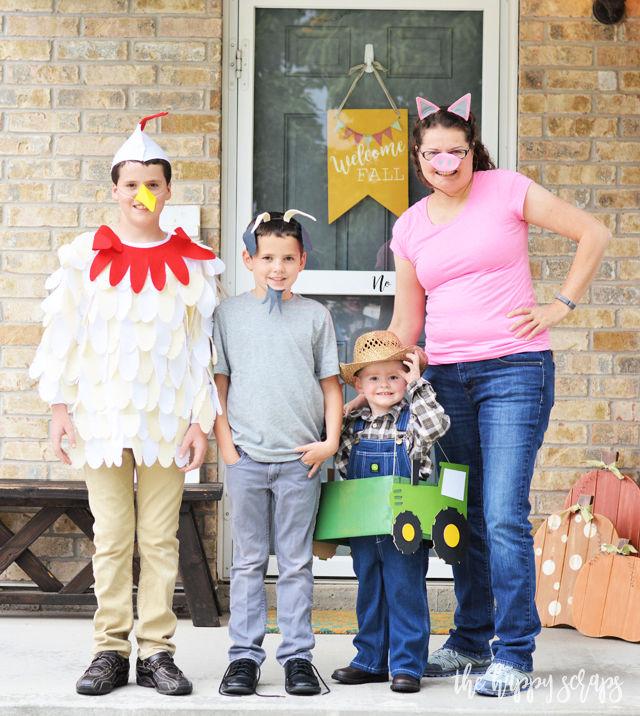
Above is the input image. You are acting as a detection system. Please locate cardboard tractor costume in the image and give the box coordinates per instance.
[314,461,469,565]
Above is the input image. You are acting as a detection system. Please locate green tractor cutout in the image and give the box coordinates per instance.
[314,461,469,564]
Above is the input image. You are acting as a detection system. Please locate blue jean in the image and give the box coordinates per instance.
[350,535,430,679]
[225,450,321,666]
[425,351,554,672]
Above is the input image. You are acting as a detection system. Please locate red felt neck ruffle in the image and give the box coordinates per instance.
[89,225,215,293]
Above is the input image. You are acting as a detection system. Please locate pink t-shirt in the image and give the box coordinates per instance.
[390,169,550,365]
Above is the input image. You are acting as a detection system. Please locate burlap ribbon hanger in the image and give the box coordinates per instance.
[336,45,399,117]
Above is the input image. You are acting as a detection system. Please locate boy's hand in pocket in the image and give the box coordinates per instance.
[294,440,338,478]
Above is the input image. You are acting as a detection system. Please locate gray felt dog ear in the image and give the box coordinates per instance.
[242,211,271,256]
[242,228,257,256]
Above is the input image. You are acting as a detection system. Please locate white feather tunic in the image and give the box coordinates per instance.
[30,228,225,470]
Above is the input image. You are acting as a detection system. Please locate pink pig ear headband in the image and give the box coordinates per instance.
[414,93,472,174]
[415,92,471,121]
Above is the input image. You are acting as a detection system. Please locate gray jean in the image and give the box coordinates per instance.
[225,450,321,665]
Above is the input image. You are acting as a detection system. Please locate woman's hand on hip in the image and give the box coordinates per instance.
[507,301,571,340]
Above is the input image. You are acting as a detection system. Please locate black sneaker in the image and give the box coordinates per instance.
[136,651,193,696]
[76,651,129,695]
[219,658,260,696]
[284,658,322,696]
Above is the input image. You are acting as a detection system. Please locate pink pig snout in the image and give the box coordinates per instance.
[429,152,462,173]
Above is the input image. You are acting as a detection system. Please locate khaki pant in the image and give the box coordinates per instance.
[84,450,184,659]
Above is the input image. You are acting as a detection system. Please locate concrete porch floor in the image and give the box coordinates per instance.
[1,616,638,715]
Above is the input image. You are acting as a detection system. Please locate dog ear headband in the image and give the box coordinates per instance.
[416,93,471,121]
[242,209,316,257]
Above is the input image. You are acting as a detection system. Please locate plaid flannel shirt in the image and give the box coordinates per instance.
[336,377,451,481]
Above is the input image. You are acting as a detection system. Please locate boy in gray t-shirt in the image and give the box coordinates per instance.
[213,211,342,697]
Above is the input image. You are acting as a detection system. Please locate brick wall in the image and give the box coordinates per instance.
[0,0,221,586]
[0,0,638,587]
[519,0,640,528]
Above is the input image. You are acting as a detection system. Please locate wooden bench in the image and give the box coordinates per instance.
[0,479,223,627]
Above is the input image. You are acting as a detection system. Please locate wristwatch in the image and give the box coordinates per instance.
[554,293,576,310]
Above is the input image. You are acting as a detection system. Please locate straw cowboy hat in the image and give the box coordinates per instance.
[340,330,426,386]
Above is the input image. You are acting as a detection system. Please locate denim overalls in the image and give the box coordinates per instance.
[346,406,430,679]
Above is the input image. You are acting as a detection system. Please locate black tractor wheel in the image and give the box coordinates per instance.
[392,511,423,555]
[432,508,469,565]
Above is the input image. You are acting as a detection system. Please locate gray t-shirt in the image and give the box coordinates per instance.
[213,291,339,463]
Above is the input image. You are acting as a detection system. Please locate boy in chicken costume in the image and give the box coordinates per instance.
[30,113,224,696]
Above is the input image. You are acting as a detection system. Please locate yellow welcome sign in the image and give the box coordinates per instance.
[327,108,408,224]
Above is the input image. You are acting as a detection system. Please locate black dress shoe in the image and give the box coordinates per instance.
[284,658,322,695]
[136,652,192,695]
[331,665,389,684]
[76,651,129,695]
[219,658,260,696]
[390,673,421,693]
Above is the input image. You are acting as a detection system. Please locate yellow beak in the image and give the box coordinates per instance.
[133,183,157,212]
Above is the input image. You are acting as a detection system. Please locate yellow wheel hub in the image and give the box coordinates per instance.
[402,523,416,542]
[443,524,460,548]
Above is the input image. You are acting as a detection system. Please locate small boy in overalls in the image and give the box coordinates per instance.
[332,331,450,693]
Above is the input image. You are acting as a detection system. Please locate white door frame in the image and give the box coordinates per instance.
[218,0,520,579]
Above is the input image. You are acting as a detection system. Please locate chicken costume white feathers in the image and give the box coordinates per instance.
[30,226,224,469]
[30,113,224,470]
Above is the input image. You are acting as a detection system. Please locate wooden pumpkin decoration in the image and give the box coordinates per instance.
[534,496,618,627]
[563,460,640,550]
[572,540,640,642]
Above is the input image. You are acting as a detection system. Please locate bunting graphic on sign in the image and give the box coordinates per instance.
[338,116,402,147]
[327,108,408,224]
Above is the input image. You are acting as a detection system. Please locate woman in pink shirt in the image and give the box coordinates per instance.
[387,94,609,696]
